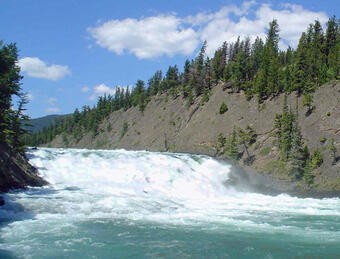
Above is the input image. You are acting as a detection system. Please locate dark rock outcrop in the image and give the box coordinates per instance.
[0,142,47,192]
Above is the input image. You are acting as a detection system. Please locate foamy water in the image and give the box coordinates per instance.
[0,148,339,258]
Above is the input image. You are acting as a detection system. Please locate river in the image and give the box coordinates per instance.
[0,148,339,258]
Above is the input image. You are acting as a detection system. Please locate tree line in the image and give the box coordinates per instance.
[0,41,29,153]
[25,17,339,146]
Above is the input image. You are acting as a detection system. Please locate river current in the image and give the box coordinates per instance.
[0,148,339,258]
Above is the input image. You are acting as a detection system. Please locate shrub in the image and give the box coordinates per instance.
[219,102,228,114]
[309,149,323,170]
[319,137,327,144]
[260,146,271,156]
[217,133,226,149]
[120,122,128,139]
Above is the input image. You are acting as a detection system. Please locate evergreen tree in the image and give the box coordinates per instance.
[289,111,305,178]
[0,42,22,145]
[226,128,239,160]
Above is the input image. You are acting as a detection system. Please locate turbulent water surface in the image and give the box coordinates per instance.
[0,148,339,258]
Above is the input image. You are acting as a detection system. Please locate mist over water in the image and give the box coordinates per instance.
[0,148,339,258]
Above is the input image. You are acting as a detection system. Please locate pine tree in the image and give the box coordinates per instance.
[289,111,305,178]
[0,42,23,144]
[194,41,207,96]
[226,128,239,160]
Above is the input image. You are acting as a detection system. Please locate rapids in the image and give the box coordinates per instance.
[0,148,339,258]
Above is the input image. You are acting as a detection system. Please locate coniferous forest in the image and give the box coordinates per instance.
[24,17,339,151]
[0,41,30,153]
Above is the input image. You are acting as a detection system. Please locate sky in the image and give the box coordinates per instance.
[1,0,338,118]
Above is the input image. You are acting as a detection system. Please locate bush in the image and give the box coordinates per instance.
[309,149,323,170]
[260,146,271,156]
[319,137,327,144]
[219,102,228,114]
[217,133,226,149]
[120,122,128,139]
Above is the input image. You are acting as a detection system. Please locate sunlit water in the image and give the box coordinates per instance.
[0,148,339,258]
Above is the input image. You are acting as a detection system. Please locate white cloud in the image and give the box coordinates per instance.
[18,57,71,81]
[45,107,61,113]
[88,1,328,58]
[90,83,116,100]
[88,15,199,59]
[255,4,328,49]
[89,84,131,100]
[195,2,328,55]
[81,86,90,93]
[47,97,57,106]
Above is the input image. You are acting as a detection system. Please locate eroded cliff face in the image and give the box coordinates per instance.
[0,143,47,192]
[49,81,340,194]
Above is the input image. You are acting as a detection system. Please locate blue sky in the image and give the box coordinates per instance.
[1,0,338,118]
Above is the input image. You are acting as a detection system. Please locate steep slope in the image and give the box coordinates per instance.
[48,81,340,195]
[0,143,47,192]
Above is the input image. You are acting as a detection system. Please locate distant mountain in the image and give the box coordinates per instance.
[25,114,68,133]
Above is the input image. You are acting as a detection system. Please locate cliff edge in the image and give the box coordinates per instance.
[0,142,47,192]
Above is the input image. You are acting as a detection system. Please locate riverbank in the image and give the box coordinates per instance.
[0,143,47,193]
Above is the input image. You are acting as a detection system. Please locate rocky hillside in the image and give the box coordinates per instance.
[48,81,340,196]
[0,143,47,192]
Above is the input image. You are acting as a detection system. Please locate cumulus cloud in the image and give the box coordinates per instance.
[18,57,71,81]
[88,15,199,59]
[90,84,116,100]
[89,84,131,100]
[88,1,328,58]
[195,2,328,54]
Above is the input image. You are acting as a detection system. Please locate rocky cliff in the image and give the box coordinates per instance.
[49,81,340,196]
[0,143,47,192]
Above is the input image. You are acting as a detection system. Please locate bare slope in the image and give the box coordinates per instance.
[50,81,340,194]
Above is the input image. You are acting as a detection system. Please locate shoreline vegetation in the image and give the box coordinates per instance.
[0,41,46,195]
[0,18,339,197]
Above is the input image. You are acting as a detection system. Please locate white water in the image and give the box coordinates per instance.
[0,148,339,258]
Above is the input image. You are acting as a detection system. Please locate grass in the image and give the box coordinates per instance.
[259,146,271,156]
[262,160,289,179]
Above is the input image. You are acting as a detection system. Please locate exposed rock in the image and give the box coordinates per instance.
[0,142,47,192]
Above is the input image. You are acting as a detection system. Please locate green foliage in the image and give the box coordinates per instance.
[0,41,30,153]
[260,146,271,156]
[303,171,315,186]
[219,102,228,114]
[263,160,288,178]
[309,149,323,170]
[274,99,311,179]
[226,129,240,160]
[302,93,315,116]
[120,122,129,139]
[62,133,69,146]
[217,133,226,151]
[107,123,112,132]
[319,137,327,144]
